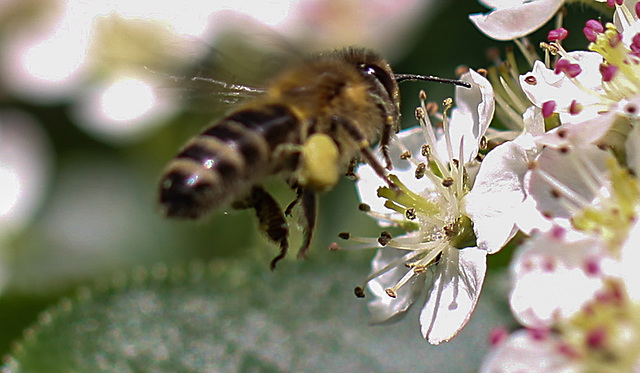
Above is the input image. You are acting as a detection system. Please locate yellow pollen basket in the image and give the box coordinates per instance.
[299,133,340,191]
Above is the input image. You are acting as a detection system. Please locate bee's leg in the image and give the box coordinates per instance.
[239,186,289,270]
[345,157,359,180]
[284,185,303,217]
[297,189,317,259]
[334,116,394,189]
[380,116,395,171]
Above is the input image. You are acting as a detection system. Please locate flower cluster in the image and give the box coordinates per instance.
[338,1,640,367]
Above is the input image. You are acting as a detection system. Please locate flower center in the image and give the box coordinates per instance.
[556,282,640,372]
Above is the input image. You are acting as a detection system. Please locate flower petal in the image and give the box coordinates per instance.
[509,229,606,329]
[480,329,575,373]
[525,142,610,220]
[465,134,540,253]
[440,69,495,164]
[519,54,604,119]
[420,246,487,345]
[469,0,564,41]
[367,247,428,323]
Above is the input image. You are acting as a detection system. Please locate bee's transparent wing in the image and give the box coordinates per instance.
[149,25,304,114]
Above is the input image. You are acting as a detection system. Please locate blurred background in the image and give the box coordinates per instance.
[0,0,603,370]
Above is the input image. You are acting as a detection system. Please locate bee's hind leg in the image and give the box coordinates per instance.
[235,186,290,270]
[297,189,317,260]
[283,186,317,260]
[284,185,303,217]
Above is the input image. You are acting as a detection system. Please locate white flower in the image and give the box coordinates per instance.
[509,226,609,329]
[480,329,576,373]
[523,123,639,249]
[482,283,640,372]
[469,0,565,41]
[519,2,640,124]
[338,69,499,344]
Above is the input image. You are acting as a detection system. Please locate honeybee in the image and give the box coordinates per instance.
[158,47,469,269]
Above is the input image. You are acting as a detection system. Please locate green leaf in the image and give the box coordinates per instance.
[3,258,512,372]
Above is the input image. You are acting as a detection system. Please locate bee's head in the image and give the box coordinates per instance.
[331,47,400,106]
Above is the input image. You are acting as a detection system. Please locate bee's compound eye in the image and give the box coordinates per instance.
[358,63,396,100]
[159,171,213,218]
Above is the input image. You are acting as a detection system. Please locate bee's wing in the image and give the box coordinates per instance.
[150,26,304,114]
[152,70,267,113]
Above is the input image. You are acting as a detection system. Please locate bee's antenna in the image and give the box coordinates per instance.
[394,74,471,88]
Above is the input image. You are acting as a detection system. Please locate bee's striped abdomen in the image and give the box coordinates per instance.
[159,103,301,218]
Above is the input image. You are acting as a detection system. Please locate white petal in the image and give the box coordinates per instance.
[519,53,603,111]
[480,330,577,373]
[626,119,640,175]
[525,143,610,220]
[614,0,640,40]
[441,69,495,164]
[479,0,525,8]
[522,106,545,136]
[509,230,606,329]
[535,113,617,148]
[465,136,539,253]
[619,219,640,302]
[420,246,487,344]
[367,248,427,322]
[469,0,564,40]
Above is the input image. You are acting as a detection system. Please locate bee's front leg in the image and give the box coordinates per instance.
[333,115,395,189]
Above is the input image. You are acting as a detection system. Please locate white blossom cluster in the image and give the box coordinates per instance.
[338,1,640,369]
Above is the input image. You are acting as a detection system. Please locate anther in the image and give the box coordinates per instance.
[444,222,459,237]
[480,136,488,150]
[413,265,428,274]
[443,97,453,108]
[358,203,371,212]
[415,107,425,120]
[378,231,392,246]
[421,144,431,157]
[456,66,470,76]
[476,68,488,77]
[405,207,417,220]
[328,242,340,251]
[385,288,397,298]
[400,151,412,160]
[442,177,454,187]
[338,232,351,240]
[569,100,582,115]
[419,90,427,101]
[354,287,365,298]
[415,163,426,179]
